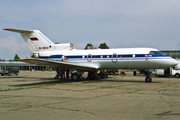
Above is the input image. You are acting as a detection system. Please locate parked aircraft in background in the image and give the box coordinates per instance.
[3,28,178,82]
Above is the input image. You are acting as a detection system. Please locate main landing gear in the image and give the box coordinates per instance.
[71,73,80,81]
[145,72,152,83]
[87,71,97,80]
[71,71,99,81]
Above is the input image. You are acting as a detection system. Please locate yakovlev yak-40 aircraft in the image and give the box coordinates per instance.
[3,28,178,82]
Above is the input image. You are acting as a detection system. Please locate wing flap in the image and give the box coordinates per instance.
[19,58,97,71]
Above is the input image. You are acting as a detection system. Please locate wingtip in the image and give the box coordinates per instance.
[19,58,35,61]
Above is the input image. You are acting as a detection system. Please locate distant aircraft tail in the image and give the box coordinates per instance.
[3,28,54,53]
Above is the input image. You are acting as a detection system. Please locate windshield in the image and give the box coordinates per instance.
[149,51,164,55]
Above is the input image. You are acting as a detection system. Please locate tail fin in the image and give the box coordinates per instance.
[3,28,54,52]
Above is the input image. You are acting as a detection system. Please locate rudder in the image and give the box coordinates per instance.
[4,28,54,52]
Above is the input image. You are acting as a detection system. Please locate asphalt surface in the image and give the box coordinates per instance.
[1,71,180,120]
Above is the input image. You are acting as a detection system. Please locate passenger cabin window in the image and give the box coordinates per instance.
[88,55,91,58]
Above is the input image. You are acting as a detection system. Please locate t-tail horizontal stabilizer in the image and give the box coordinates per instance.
[3,28,33,33]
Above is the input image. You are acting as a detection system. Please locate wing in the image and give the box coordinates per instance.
[19,58,98,71]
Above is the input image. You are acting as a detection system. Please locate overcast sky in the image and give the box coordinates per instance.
[0,0,180,60]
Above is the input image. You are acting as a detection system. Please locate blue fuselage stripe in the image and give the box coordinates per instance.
[39,54,169,60]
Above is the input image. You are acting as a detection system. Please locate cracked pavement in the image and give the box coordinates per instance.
[1,71,180,120]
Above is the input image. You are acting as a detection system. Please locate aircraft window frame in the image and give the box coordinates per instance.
[149,51,164,55]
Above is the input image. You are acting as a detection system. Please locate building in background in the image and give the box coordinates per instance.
[0,61,55,71]
[161,50,180,59]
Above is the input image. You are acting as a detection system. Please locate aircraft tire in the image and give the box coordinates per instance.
[71,73,79,81]
[145,77,152,83]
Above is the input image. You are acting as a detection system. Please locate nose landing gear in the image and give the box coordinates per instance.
[145,73,152,83]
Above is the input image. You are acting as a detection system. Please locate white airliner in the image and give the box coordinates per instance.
[3,28,178,82]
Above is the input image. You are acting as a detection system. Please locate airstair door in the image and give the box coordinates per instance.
[112,53,117,63]
[145,55,150,68]
[87,54,92,62]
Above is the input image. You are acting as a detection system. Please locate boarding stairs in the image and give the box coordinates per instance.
[54,68,65,79]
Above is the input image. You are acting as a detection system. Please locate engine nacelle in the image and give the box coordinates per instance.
[49,43,73,51]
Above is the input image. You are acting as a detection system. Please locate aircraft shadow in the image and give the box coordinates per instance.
[12,78,162,87]
[81,79,162,84]
[12,80,61,87]
[12,78,75,87]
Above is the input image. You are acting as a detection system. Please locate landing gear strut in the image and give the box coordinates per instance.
[145,73,152,83]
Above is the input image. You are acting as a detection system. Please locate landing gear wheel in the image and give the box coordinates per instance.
[145,72,152,83]
[145,77,152,83]
[71,73,79,81]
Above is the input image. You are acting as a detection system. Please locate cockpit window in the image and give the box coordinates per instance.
[149,51,164,55]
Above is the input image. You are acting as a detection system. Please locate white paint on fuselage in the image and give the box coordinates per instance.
[37,48,177,70]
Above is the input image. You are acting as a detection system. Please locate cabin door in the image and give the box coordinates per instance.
[145,55,150,68]
[112,53,117,63]
[87,54,92,62]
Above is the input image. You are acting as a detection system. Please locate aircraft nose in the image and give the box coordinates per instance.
[169,59,178,67]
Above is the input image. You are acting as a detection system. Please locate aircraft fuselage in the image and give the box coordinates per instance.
[36,48,177,70]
